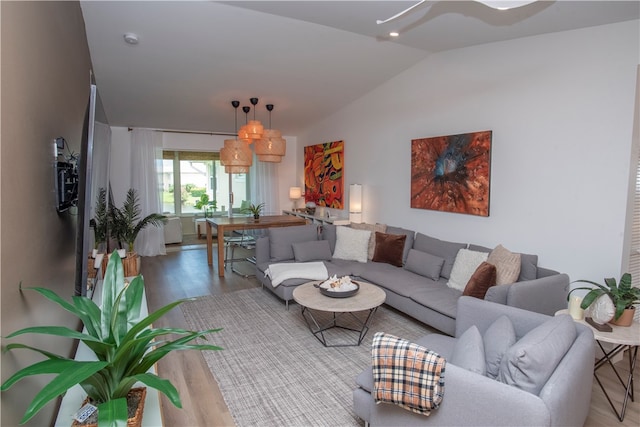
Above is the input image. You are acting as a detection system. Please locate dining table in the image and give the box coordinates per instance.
[206,215,308,277]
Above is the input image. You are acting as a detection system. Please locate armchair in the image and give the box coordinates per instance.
[353,297,595,427]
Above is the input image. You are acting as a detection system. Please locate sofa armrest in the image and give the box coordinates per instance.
[505,273,570,316]
[359,363,550,426]
[255,236,270,265]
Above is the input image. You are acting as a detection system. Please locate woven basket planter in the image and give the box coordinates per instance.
[71,387,146,427]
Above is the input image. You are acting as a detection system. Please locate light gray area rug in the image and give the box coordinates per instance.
[181,287,434,427]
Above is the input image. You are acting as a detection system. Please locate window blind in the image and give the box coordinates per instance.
[162,150,220,161]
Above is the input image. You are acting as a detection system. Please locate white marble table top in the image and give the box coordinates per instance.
[293,281,386,313]
[557,309,640,346]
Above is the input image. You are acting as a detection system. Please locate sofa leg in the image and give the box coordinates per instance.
[286,300,289,310]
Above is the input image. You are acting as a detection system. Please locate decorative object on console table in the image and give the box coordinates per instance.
[304,140,344,209]
[1,252,223,427]
[568,273,639,327]
[411,131,491,217]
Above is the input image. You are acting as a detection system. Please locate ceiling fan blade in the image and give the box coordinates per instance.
[376,0,538,25]
[475,1,537,10]
[376,0,428,25]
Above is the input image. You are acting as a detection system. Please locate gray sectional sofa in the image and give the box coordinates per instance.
[255,223,569,335]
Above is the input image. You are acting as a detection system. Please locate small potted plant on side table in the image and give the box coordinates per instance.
[568,273,639,326]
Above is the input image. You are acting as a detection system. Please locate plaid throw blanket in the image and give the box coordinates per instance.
[372,332,446,416]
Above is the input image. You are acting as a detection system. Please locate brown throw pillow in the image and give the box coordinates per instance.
[372,232,406,267]
[463,262,497,299]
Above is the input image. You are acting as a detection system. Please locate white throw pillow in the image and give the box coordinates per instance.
[447,249,489,291]
[332,226,371,263]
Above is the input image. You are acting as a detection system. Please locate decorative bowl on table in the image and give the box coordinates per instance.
[316,276,360,298]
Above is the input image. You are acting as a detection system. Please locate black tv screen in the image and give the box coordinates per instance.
[74,84,110,296]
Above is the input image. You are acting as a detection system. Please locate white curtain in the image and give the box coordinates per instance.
[130,128,166,256]
[250,153,279,215]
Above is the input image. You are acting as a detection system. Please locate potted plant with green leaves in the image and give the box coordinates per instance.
[90,187,109,258]
[1,252,222,426]
[242,202,265,220]
[568,273,639,326]
[109,189,166,274]
[194,193,217,218]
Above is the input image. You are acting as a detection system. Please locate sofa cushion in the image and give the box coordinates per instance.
[372,232,406,267]
[487,244,522,285]
[360,263,433,298]
[268,224,319,262]
[321,224,337,253]
[413,233,467,279]
[498,314,576,395]
[483,315,516,379]
[292,240,332,262]
[409,285,461,319]
[447,249,489,291]
[450,325,486,375]
[462,262,497,299]
[404,249,445,281]
[333,226,371,263]
[351,223,387,260]
[518,253,539,281]
[386,226,415,265]
[470,244,538,282]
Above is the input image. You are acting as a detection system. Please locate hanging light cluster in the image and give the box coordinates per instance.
[220,97,286,173]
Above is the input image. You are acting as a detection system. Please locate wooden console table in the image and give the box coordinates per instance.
[206,215,307,277]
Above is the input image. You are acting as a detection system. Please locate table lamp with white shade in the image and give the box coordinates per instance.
[289,187,302,210]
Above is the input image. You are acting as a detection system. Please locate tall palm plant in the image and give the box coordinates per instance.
[111,189,166,253]
[92,187,109,251]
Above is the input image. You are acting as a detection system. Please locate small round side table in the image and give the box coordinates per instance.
[556,309,639,422]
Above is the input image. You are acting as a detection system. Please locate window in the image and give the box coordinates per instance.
[161,150,249,215]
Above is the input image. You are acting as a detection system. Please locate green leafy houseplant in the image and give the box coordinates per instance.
[242,202,265,219]
[194,194,217,218]
[1,252,222,426]
[110,189,167,253]
[568,273,639,320]
[91,187,109,251]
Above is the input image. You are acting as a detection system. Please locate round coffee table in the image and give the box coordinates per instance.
[293,280,386,347]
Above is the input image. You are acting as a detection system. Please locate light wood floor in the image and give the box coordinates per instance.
[143,246,639,427]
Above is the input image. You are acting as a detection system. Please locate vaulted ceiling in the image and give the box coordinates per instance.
[80,1,639,135]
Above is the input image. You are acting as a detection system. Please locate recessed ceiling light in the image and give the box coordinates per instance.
[123,33,139,45]
[389,32,400,37]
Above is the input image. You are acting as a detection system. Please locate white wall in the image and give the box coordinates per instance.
[109,128,298,219]
[297,20,640,283]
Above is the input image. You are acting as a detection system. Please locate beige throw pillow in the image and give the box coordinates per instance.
[351,223,387,260]
[487,244,521,285]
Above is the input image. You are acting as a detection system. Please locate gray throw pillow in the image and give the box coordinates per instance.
[404,249,445,280]
[292,240,332,262]
[268,224,319,262]
[483,315,516,379]
[450,325,486,376]
[413,233,466,279]
[498,314,576,395]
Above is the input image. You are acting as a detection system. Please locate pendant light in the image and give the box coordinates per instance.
[255,104,286,163]
[238,98,263,142]
[220,101,252,174]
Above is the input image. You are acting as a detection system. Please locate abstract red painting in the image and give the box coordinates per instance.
[304,140,344,209]
[411,131,491,217]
